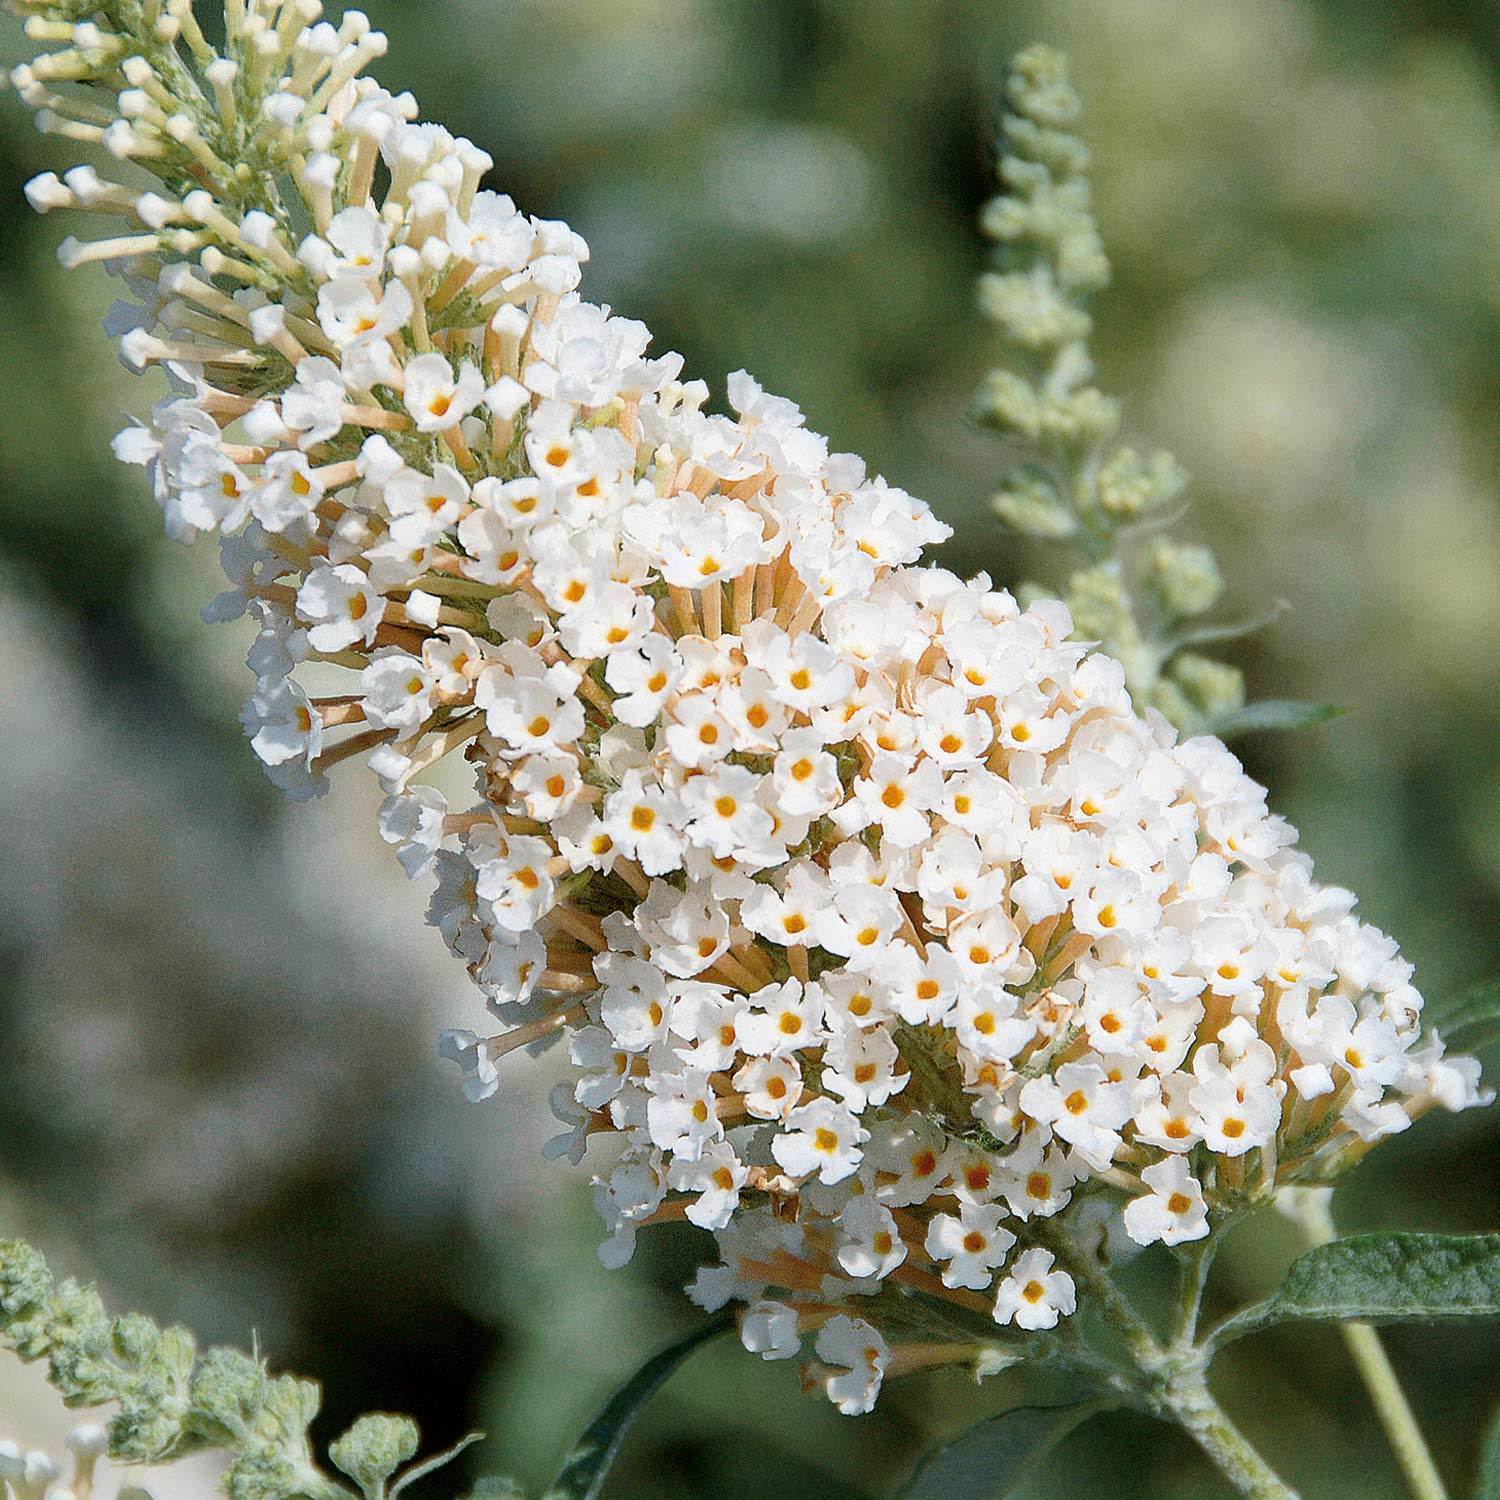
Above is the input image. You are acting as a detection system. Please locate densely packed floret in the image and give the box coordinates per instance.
[9,0,1487,1415]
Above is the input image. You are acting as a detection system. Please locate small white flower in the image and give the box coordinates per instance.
[361,648,434,735]
[296,563,383,652]
[735,978,822,1058]
[924,1203,1017,1291]
[512,753,583,820]
[951,986,1035,1062]
[1019,1059,1134,1169]
[558,580,653,659]
[732,1054,804,1120]
[403,353,487,431]
[814,1315,888,1416]
[482,676,585,755]
[994,688,1070,753]
[868,1115,949,1207]
[1123,1156,1210,1247]
[770,728,844,817]
[815,884,903,969]
[378,785,447,878]
[1188,1045,1282,1156]
[949,910,1026,982]
[322,205,390,276]
[318,273,413,349]
[746,620,854,712]
[446,190,534,269]
[998,1143,1077,1221]
[604,770,685,876]
[604,636,682,727]
[836,1195,908,1280]
[241,677,322,768]
[1189,1072,1280,1157]
[669,1140,748,1229]
[741,1299,801,1361]
[772,1098,868,1184]
[664,693,734,769]
[853,754,944,847]
[722,669,789,750]
[474,834,556,933]
[740,862,830,949]
[598,955,673,1050]
[385,461,471,546]
[993,1247,1076,1330]
[253,450,324,533]
[822,1022,907,1110]
[646,1068,723,1161]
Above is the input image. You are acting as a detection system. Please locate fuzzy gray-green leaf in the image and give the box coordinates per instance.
[1210,1233,1500,1348]
[544,1314,733,1500]
[1429,978,1500,1052]
[897,1400,1099,1499]
[1210,699,1346,739]
[1164,598,1288,651]
[1476,1402,1500,1500]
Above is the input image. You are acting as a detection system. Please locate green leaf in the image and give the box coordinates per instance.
[1429,978,1500,1052]
[389,1433,484,1498]
[1476,1402,1500,1500]
[543,1314,733,1500]
[1210,1233,1500,1348]
[1165,598,1288,652]
[897,1400,1100,1500]
[1209,699,1346,739]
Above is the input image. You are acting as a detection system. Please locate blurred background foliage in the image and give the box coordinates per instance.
[1,0,1498,1496]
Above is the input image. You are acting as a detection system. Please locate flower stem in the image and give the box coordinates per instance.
[1161,1369,1302,1499]
[1046,1228,1164,1370]
[1050,1231,1300,1499]
[1170,1234,1219,1350]
[1283,1189,1450,1500]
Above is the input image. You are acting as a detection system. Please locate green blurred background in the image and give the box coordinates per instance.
[1,0,1498,1494]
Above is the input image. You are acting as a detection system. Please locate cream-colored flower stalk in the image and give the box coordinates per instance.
[7,1,1487,1417]
[0,1427,116,1500]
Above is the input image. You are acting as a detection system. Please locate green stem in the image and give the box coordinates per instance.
[1284,1190,1450,1500]
[1049,1231,1299,1499]
[1160,1369,1301,1500]
[1047,1230,1164,1371]
[1170,1234,1219,1350]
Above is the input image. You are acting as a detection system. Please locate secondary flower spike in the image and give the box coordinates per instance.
[9,1,1488,1415]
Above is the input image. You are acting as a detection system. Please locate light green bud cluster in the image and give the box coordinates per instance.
[328,1417,419,1499]
[990,467,1075,539]
[0,1241,508,1500]
[974,46,1114,472]
[977,47,1288,739]
[1096,447,1188,523]
[1058,561,1135,648]
[1163,653,1247,723]
[976,267,1091,350]
[1143,540,1225,622]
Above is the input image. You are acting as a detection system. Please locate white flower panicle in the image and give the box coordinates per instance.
[11,0,1488,1416]
[0,1426,118,1500]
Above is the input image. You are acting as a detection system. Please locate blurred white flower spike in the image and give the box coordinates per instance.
[8,0,1489,1427]
[0,1427,119,1500]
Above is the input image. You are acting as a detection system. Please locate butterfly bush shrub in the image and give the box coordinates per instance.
[3,5,1497,1499]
